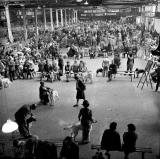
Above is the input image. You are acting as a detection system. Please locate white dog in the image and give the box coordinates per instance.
[82,71,93,84]
[48,90,59,106]
[63,120,97,141]
[0,78,11,89]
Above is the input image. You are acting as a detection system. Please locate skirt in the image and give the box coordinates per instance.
[76,90,85,99]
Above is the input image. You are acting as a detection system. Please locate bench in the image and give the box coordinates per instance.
[91,144,152,159]
[116,71,136,82]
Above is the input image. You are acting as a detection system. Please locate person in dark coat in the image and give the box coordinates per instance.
[101,122,121,159]
[78,100,94,144]
[39,81,50,105]
[58,55,64,76]
[155,63,160,92]
[107,61,117,82]
[122,124,138,159]
[60,136,79,159]
[73,75,86,107]
[14,104,36,138]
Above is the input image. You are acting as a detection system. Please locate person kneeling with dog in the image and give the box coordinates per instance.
[39,81,52,105]
[78,100,94,144]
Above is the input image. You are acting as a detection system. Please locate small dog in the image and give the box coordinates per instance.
[135,68,145,78]
[96,68,103,76]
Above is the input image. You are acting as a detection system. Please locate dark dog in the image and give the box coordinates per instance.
[135,68,145,78]
[96,68,103,76]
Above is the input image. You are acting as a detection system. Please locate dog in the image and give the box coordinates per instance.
[0,77,11,89]
[96,68,103,76]
[48,89,59,106]
[82,71,93,84]
[135,68,145,78]
[63,120,97,141]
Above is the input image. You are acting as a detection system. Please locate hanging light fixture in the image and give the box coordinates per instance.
[2,119,18,133]
[1,79,18,133]
[84,0,88,5]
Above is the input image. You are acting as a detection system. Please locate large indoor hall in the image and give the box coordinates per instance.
[0,0,160,159]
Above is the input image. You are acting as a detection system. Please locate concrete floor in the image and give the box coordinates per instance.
[0,56,160,159]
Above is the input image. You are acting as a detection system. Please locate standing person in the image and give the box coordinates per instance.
[58,55,64,76]
[65,61,71,82]
[14,104,37,138]
[60,136,79,159]
[73,75,86,107]
[101,122,121,159]
[78,100,94,144]
[127,53,134,72]
[107,61,117,82]
[8,58,15,81]
[155,63,160,92]
[122,124,138,159]
[72,60,79,78]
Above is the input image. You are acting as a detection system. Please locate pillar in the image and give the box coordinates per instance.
[5,5,14,43]
[34,8,38,51]
[60,9,63,27]
[22,6,27,41]
[56,9,59,27]
[65,9,67,26]
[43,6,47,31]
[50,8,54,32]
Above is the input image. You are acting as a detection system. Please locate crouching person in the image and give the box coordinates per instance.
[14,104,37,138]
[60,136,79,159]
[101,122,121,159]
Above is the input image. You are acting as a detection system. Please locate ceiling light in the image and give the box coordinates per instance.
[2,119,18,133]
[84,0,88,5]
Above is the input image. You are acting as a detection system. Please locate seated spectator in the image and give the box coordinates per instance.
[101,122,121,158]
[122,124,138,159]
[60,136,79,159]
[107,61,117,82]
[72,60,79,78]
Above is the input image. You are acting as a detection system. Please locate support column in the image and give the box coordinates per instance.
[43,6,47,31]
[5,4,13,43]
[56,9,59,27]
[22,5,27,41]
[75,10,78,23]
[60,9,63,27]
[65,9,67,26]
[34,8,38,51]
[68,9,70,25]
[50,8,54,32]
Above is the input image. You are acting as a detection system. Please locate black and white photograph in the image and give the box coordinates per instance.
[0,0,160,158]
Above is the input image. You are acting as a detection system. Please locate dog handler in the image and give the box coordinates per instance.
[78,100,94,144]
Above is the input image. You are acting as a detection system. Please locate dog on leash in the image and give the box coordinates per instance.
[135,68,145,78]
[96,68,103,76]
[63,120,97,141]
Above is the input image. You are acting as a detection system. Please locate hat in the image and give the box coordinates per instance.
[82,100,89,107]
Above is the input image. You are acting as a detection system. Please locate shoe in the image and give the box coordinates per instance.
[73,104,78,107]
